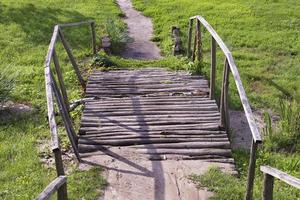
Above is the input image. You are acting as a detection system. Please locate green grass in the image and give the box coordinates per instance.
[0,0,126,199]
[191,150,300,200]
[132,0,300,109]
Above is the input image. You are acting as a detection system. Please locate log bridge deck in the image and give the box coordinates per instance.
[78,68,233,161]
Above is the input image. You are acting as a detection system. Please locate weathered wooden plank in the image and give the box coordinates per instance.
[131,141,230,149]
[78,138,229,146]
[36,176,67,200]
[136,148,231,156]
[79,123,220,132]
[80,130,226,137]
[260,166,300,189]
[80,134,228,140]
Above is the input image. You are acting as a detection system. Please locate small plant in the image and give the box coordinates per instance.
[264,99,300,152]
[0,69,15,105]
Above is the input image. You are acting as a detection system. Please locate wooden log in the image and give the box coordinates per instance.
[196,19,202,62]
[78,137,228,146]
[53,149,67,200]
[224,59,230,133]
[260,166,300,189]
[245,140,258,200]
[83,106,218,112]
[79,130,226,137]
[44,26,60,151]
[52,49,69,111]
[80,134,228,141]
[80,121,220,128]
[187,18,194,58]
[136,148,232,157]
[58,28,86,88]
[79,123,221,133]
[220,58,229,129]
[36,176,67,200]
[81,116,220,123]
[210,37,216,100]
[192,25,197,61]
[132,141,230,149]
[262,173,274,200]
[91,21,97,54]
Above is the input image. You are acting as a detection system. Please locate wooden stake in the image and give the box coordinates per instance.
[210,37,216,100]
[58,29,86,88]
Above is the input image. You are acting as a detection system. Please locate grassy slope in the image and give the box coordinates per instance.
[132,0,300,109]
[130,0,300,199]
[0,0,122,199]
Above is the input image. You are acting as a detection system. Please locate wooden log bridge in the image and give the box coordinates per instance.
[78,68,233,161]
[42,16,263,200]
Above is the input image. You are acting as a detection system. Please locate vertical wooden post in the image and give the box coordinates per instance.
[53,148,68,200]
[187,18,194,58]
[91,21,97,54]
[53,49,70,111]
[196,19,202,62]
[262,173,274,200]
[210,37,216,100]
[245,140,258,200]
[220,58,229,129]
[58,29,86,88]
[192,25,197,61]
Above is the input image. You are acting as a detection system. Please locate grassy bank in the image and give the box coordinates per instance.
[132,0,300,109]
[0,0,124,199]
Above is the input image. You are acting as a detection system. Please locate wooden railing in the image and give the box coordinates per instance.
[260,166,300,200]
[187,15,262,200]
[36,176,67,200]
[40,20,97,200]
[44,20,96,161]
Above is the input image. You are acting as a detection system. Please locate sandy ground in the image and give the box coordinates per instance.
[80,147,236,200]
[117,0,162,60]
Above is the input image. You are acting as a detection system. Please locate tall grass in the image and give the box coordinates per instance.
[264,99,300,152]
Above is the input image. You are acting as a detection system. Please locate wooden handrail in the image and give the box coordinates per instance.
[189,15,261,143]
[36,176,67,200]
[187,15,262,200]
[260,166,300,200]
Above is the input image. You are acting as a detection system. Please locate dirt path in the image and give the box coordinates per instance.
[117,0,162,59]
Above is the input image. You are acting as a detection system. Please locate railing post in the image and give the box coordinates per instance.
[210,37,216,100]
[220,58,230,131]
[187,18,194,58]
[53,148,68,200]
[91,21,97,54]
[196,19,203,62]
[58,28,86,88]
[245,140,258,200]
[262,173,274,200]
